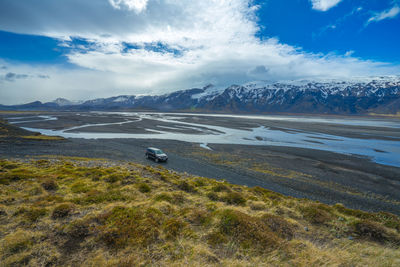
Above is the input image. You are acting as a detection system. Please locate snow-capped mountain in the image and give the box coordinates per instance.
[2,76,400,114]
[198,76,400,114]
[52,98,83,106]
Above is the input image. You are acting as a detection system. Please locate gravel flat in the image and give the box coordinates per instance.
[2,111,400,215]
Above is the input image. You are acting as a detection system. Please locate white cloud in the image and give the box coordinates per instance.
[367,5,400,24]
[0,0,399,104]
[108,0,148,13]
[310,0,343,12]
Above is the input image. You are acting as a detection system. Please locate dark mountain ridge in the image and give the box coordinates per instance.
[2,76,400,115]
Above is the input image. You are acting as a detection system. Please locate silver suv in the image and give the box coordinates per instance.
[145,147,168,162]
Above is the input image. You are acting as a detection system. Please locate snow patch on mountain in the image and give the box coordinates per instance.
[191,84,224,100]
[52,98,83,106]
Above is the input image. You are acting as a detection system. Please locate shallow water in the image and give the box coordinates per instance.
[10,112,400,168]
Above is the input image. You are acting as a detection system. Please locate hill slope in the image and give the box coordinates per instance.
[0,158,399,266]
[2,76,400,114]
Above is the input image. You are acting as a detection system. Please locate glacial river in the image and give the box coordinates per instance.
[8,112,400,168]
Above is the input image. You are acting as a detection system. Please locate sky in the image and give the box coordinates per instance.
[0,0,399,104]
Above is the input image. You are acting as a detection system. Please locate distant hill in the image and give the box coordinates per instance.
[2,76,400,115]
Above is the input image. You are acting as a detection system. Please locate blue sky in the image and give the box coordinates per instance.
[255,0,400,63]
[0,0,399,104]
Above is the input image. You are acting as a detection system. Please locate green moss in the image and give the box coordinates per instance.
[137,182,151,193]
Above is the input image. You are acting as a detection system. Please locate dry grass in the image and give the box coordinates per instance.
[21,135,65,141]
[369,112,400,118]
[0,158,399,266]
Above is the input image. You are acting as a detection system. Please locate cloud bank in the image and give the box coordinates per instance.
[310,0,343,12]
[108,0,149,13]
[0,0,399,104]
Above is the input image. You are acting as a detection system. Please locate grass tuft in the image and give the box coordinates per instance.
[218,209,280,252]
[221,192,246,206]
[352,220,399,244]
[41,179,58,191]
[300,204,334,224]
[16,207,47,223]
[163,218,187,239]
[52,203,74,219]
[137,182,151,193]
[177,180,197,193]
[0,230,34,255]
[98,206,163,248]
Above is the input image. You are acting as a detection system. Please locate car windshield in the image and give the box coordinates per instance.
[155,150,164,154]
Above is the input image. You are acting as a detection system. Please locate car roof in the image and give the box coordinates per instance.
[147,147,160,150]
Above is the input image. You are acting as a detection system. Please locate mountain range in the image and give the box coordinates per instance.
[1,76,400,115]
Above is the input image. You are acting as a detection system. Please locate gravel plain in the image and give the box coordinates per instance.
[1,111,400,215]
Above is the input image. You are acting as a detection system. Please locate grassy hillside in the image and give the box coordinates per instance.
[0,157,399,266]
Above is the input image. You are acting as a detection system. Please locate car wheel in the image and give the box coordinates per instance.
[146,154,149,159]
[155,158,159,163]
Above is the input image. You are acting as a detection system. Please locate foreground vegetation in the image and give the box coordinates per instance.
[0,158,399,266]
